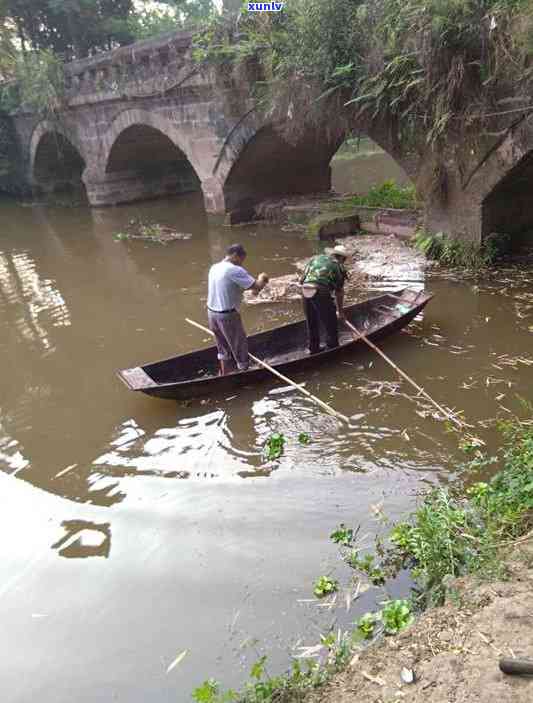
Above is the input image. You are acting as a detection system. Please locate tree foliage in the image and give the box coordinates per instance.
[4,0,134,59]
[194,0,533,152]
[0,0,216,117]
[128,0,216,41]
[0,1,216,62]
[0,48,64,114]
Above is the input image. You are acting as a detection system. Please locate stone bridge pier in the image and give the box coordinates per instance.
[414,113,533,245]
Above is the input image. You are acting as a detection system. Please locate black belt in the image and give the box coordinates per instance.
[208,307,236,314]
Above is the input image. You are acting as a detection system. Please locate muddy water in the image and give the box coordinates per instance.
[1,191,533,703]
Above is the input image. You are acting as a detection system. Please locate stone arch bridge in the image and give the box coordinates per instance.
[11,31,336,223]
[9,30,533,242]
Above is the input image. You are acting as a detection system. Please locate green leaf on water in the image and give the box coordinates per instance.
[192,679,219,703]
[250,655,267,680]
[264,433,285,461]
[298,432,311,445]
[313,575,338,598]
[330,523,354,546]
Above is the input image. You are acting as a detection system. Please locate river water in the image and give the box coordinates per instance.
[1,159,533,702]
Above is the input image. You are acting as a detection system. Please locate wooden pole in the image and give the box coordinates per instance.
[185,318,350,424]
[343,318,466,429]
[500,658,533,676]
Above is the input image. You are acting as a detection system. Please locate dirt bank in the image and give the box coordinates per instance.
[309,543,533,703]
[245,233,427,305]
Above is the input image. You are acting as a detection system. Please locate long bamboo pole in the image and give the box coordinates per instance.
[185,318,350,424]
[343,318,466,429]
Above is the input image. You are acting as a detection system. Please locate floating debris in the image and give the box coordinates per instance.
[166,649,188,674]
[400,666,415,684]
[114,219,192,244]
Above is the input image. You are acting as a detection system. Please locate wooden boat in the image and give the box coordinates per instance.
[117,287,433,401]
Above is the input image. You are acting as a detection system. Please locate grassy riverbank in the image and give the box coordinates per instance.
[309,537,533,703]
[192,415,533,702]
[414,230,511,271]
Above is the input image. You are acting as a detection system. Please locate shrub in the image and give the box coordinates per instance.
[414,229,509,269]
[389,419,533,605]
[348,180,417,210]
[0,50,65,115]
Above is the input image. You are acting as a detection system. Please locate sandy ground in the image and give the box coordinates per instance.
[308,544,533,703]
[245,234,427,305]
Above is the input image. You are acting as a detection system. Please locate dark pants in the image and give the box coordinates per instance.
[303,289,339,354]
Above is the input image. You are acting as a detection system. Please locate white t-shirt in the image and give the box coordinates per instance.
[207,260,255,312]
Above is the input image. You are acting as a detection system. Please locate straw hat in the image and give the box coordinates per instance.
[326,244,349,259]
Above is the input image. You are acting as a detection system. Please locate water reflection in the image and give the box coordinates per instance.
[0,423,30,474]
[95,410,238,481]
[51,519,111,559]
[0,250,70,354]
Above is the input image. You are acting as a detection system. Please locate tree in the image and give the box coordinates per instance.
[148,0,216,29]
[127,1,217,40]
[1,1,217,57]
[0,1,19,80]
[222,0,241,15]
[4,0,135,59]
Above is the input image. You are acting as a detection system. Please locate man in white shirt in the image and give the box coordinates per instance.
[207,244,269,375]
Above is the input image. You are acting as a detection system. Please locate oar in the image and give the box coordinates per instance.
[343,318,466,430]
[185,317,349,424]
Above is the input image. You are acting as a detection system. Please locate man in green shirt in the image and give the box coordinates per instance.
[300,245,349,354]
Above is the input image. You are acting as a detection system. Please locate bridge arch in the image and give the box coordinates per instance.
[330,134,413,195]
[481,140,533,239]
[214,116,415,221]
[214,115,342,220]
[30,121,87,198]
[101,109,203,174]
[88,109,203,206]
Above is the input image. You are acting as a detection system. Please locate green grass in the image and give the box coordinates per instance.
[331,180,418,210]
[191,641,355,703]
[414,229,510,270]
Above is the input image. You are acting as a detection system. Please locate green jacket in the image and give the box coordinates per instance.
[301,254,347,292]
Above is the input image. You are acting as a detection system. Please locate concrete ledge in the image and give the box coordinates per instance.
[312,213,361,240]
[353,206,420,238]
[226,193,423,238]
[269,197,421,239]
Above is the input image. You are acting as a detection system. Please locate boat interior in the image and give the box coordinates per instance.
[141,289,424,386]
